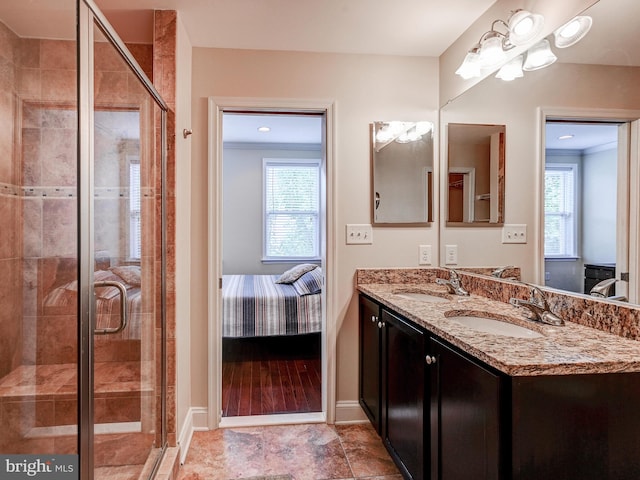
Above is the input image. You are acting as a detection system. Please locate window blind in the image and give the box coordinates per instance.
[545,165,577,257]
[264,160,320,259]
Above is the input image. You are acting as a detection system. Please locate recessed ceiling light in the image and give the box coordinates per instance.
[558,134,574,140]
[257,126,270,133]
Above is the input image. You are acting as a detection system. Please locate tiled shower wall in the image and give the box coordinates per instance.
[0,21,22,378]
[0,17,155,371]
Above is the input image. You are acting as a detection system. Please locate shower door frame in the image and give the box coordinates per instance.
[77,1,169,478]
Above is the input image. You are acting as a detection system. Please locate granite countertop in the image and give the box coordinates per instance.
[358,282,640,376]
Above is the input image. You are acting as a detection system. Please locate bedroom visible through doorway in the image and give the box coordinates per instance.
[220,111,325,419]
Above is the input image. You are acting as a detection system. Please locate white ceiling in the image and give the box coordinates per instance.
[223,114,322,144]
[546,123,619,151]
[0,0,497,57]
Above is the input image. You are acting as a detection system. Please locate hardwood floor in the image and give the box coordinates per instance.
[222,333,322,417]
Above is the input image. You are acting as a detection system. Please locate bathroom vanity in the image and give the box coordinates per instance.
[358,269,640,480]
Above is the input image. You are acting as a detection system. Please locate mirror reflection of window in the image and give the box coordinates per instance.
[129,157,141,259]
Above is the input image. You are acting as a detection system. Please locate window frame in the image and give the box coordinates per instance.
[262,157,322,263]
[544,163,579,259]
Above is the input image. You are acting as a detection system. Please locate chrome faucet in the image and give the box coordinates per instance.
[510,285,564,326]
[491,265,514,278]
[589,278,617,298]
[436,269,469,296]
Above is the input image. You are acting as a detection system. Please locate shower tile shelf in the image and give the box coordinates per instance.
[0,361,155,460]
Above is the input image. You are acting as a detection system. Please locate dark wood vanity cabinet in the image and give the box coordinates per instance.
[359,294,640,480]
[359,295,383,431]
[429,338,501,480]
[359,296,428,479]
[383,309,428,480]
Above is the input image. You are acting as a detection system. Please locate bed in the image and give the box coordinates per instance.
[43,265,143,340]
[222,265,323,338]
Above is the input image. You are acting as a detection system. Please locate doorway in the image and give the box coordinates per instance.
[215,108,329,424]
[543,119,628,299]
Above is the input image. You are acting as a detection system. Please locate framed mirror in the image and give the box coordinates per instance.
[446,123,505,225]
[371,121,434,225]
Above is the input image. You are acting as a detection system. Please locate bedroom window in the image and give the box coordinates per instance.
[263,159,321,261]
[545,164,578,258]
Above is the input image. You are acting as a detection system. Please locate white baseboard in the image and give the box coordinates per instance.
[177,407,208,464]
[334,400,368,424]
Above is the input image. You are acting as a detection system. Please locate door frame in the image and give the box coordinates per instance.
[207,97,336,428]
[448,167,476,223]
[538,107,640,301]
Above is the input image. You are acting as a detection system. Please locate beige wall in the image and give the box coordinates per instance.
[189,48,440,412]
[175,13,193,441]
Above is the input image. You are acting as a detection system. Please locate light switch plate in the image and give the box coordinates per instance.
[346,224,373,244]
[502,224,527,244]
[445,245,458,265]
[419,245,432,265]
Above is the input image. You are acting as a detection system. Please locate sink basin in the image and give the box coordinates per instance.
[448,315,543,338]
[394,292,451,303]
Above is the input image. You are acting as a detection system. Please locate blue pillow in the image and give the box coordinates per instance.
[292,268,323,295]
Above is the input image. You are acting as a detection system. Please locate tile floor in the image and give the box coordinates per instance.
[177,423,402,480]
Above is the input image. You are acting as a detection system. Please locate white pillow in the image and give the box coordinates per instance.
[275,263,318,284]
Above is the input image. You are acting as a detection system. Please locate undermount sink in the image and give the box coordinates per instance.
[448,315,543,339]
[394,291,452,303]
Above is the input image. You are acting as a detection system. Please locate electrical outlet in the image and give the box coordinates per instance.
[346,224,373,244]
[502,224,527,244]
[445,245,458,265]
[419,245,432,265]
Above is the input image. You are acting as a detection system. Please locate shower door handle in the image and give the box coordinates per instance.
[93,280,129,335]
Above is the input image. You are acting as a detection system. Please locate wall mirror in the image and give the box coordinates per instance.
[446,123,505,225]
[439,0,640,304]
[371,121,434,225]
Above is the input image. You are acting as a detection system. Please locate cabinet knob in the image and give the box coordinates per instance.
[371,315,377,323]
[425,355,437,365]
[378,321,385,329]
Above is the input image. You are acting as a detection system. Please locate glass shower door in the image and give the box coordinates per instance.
[0,0,80,470]
[90,17,165,480]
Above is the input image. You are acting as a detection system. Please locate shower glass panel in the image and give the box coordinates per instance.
[0,0,79,459]
[0,1,166,479]
[91,20,164,479]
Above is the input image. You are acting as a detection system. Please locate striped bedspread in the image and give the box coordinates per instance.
[222,275,322,338]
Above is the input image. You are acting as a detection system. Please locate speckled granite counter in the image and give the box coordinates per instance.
[357,272,640,377]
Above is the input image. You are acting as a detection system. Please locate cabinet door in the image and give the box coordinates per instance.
[430,338,502,480]
[383,309,427,480]
[359,295,382,431]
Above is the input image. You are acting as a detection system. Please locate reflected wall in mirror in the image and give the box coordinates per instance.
[371,121,434,225]
[446,123,505,225]
[438,0,640,303]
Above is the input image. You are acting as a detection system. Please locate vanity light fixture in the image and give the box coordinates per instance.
[522,39,557,71]
[507,9,545,46]
[478,31,508,69]
[495,54,524,81]
[554,15,593,48]
[455,46,482,79]
[455,9,544,79]
[374,121,432,151]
